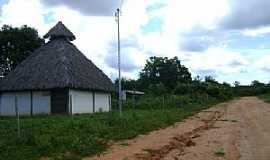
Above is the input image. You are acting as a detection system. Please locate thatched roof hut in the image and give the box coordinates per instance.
[0,21,114,116]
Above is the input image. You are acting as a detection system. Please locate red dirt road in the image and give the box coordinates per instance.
[85,97,270,160]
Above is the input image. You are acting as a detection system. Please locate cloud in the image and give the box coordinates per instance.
[179,27,225,52]
[220,0,270,30]
[184,48,249,77]
[180,36,214,52]
[1,0,268,84]
[105,52,139,72]
[104,37,145,72]
[255,54,270,72]
[0,0,9,16]
[40,0,121,16]
[0,0,51,35]
[229,60,246,67]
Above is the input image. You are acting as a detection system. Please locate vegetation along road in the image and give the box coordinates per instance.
[87,97,270,160]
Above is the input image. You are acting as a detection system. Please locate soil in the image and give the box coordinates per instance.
[84,97,270,160]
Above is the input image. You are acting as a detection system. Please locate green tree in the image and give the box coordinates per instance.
[205,76,218,84]
[114,78,138,90]
[138,56,192,91]
[251,80,265,87]
[234,81,240,87]
[0,25,44,77]
[148,83,167,96]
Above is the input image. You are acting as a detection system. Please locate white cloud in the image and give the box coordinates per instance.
[255,54,270,72]
[41,0,121,16]
[220,0,270,30]
[0,0,50,35]
[1,0,268,84]
[184,48,249,76]
[242,26,270,37]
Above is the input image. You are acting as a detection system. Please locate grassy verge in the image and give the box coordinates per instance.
[258,94,270,103]
[0,99,223,160]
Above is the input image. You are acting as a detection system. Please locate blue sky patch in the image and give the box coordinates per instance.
[0,0,8,6]
[227,33,270,50]
[146,2,166,13]
[43,12,56,24]
[141,17,163,33]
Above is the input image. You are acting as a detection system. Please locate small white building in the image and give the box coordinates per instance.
[0,22,114,116]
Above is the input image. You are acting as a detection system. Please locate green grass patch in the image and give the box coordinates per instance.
[0,99,223,160]
[214,148,225,157]
[259,94,270,103]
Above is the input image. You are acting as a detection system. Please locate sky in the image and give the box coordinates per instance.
[0,0,270,85]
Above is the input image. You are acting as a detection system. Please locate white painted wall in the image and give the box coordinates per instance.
[0,91,51,116]
[0,90,111,116]
[0,93,16,116]
[70,90,93,114]
[17,92,31,115]
[95,93,110,112]
[33,91,51,115]
[0,92,31,116]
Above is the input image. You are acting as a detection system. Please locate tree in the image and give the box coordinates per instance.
[234,81,240,87]
[114,78,138,90]
[148,83,167,96]
[205,76,218,84]
[222,82,231,88]
[251,80,265,87]
[0,25,44,77]
[138,56,192,91]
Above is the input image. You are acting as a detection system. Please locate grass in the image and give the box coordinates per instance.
[259,93,270,103]
[0,100,221,160]
[214,148,225,157]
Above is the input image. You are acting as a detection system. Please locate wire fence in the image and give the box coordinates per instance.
[112,93,213,110]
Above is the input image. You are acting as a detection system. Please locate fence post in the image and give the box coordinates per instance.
[15,95,20,138]
[162,95,165,110]
[132,94,135,109]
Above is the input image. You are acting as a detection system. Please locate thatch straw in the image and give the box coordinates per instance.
[0,22,114,92]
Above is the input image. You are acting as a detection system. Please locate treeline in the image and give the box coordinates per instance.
[114,57,234,110]
[115,56,270,109]
[233,80,270,96]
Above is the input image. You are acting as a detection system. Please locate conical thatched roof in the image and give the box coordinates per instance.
[44,21,76,41]
[0,22,114,92]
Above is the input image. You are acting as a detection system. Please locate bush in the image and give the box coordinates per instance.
[172,81,233,101]
[173,83,192,95]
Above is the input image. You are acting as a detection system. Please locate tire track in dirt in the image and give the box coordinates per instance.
[86,102,229,160]
[134,110,225,160]
[86,97,270,160]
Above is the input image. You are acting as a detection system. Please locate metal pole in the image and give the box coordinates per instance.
[116,8,122,116]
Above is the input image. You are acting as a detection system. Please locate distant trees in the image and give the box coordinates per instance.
[205,76,218,84]
[0,25,44,77]
[233,80,270,96]
[114,78,138,90]
[138,56,192,91]
[173,76,233,100]
[251,80,265,87]
[234,81,240,87]
[114,56,270,99]
[114,56,234,100]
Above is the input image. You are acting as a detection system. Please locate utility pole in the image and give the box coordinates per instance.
[115,8,122,116]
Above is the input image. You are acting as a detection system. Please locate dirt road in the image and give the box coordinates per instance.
[85,97,270,160]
